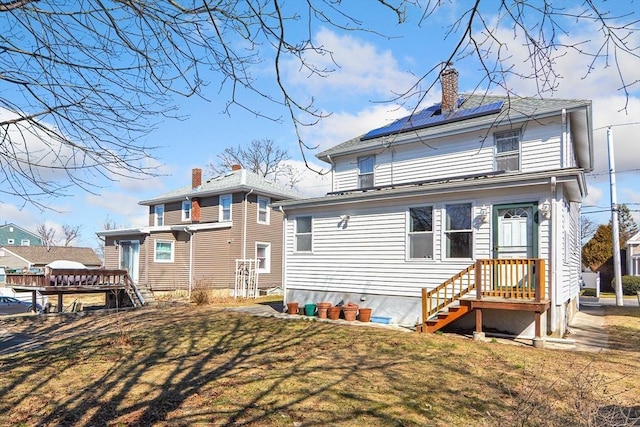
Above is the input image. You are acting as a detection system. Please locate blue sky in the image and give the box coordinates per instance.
[1,1,638,248]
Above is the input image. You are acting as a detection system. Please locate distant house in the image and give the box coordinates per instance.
[0,245,102,272]
[0,223,43,247]
[625,231,640,277]
[97,167,300,294]
[276,67,592,342]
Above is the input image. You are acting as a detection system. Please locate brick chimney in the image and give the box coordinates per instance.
[231,164,242,171]
[192,168,202,189]
[191,168,202,222]
[441,67,459,113]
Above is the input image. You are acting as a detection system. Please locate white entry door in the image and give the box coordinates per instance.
[495,206,534,259]
[119,240,140,282]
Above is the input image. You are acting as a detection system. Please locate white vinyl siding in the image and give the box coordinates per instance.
[332,118,564,190]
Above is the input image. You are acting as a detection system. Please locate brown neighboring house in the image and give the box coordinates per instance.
[97,167,300,293]
[0,246,102,271]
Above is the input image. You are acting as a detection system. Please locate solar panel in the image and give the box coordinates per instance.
[361,100,504,141]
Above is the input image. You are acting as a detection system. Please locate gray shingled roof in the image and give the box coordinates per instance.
[317,94,591,161]
[139,169,302,205]
[2,246,102,267]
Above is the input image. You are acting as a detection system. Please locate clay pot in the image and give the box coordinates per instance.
[327,306,341,320]
[342,303,359,321]
[316,302,332,319]
[358,308,372,322]
[286,302,299,315]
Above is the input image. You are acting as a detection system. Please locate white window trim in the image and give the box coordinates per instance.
[294,216,313,253]
[494,129,521,172]
[406,205,435,261]
[255,242,271,273]
[442,202,475,260]
[154,204,165,226]
[7,239,14,245]
[154,239,174,263]
[219,194,232,222]
[182,200,192,222]
[21,239,30,246]
[357,155,375,188]
[257,196,270,225]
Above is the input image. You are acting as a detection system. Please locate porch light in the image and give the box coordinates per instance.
[479,207,488,223]
[540,203,551,219]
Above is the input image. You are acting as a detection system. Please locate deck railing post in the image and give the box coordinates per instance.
[475,260,482,300]
[422,288,428,332]
[535,259,545,302]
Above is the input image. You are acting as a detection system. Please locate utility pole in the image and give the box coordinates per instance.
[607,127,623,306]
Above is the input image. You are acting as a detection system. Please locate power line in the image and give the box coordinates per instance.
[593,122,640,132]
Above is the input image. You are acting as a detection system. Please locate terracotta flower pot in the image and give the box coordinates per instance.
[286,302,299,315]
[316,302,332,319]
[358,308,372,322]
[342,303,359,321]
[327,306,341,320]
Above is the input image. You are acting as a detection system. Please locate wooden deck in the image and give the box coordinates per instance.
[418,259,550,345]
[5,269,142,312]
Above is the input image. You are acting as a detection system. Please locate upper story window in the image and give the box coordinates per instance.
[182,200,191,221]
[257,196,270,224]
[20,239,30,246]
[154,240,174,262]
[219,194,232,221]
[7,239,14,245]
[445,203,473,258]
[256,242,271,273]
[408,206,434,259]
[295,216,312,252]
[495,130,520,172]
[154,204,164,226]
[358,155,374,188]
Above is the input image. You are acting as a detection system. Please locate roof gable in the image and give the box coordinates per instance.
[0,223,43,245]
[0,246,102,267]
[317,94,592,171]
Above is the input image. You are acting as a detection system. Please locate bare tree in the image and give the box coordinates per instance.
[581,216,599,245]
[61,225,81,247]
[1,1,638,206]
[95,216,121,260]
[36,223,56,248]
[208,139,302,189]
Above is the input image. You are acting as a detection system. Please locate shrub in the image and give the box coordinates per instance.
[614,275,640,295]
[191,278,215,305]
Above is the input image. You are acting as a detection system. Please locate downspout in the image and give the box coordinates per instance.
[279,206,288,304]
[184,226,194,300]
[243,189,254,260]
[326,154,335,191]
[549,176,557,334]
[561,109,567,167]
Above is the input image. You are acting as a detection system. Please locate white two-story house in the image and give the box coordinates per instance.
[276,68,592,344]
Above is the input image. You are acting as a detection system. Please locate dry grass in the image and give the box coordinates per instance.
[0,302,638,426]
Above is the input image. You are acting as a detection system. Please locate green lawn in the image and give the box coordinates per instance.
[0,301,638,426]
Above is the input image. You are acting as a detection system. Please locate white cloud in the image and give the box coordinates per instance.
[583,185,604,208]
[284,27,417,101]
[302,104,412,152]
[85,192,148,229]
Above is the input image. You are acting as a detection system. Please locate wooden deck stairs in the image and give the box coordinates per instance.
[417,259,548,336]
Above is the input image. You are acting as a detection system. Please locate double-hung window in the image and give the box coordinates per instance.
[295,216,312,252]
[495,130,520,172]
[182,200,191,221]
[408,206,433,259]
[257,196,270,224]
[21,239,30,246]
[154,205,164,226]
[256,242,271,273]
[445,203,473,258]
[358,156,374,188]
[154,240,174,262]
[219,194,232,221]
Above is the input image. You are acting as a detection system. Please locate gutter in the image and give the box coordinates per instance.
[549,176,557,334]
[326,154,335,192]
[279,206,288,304]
